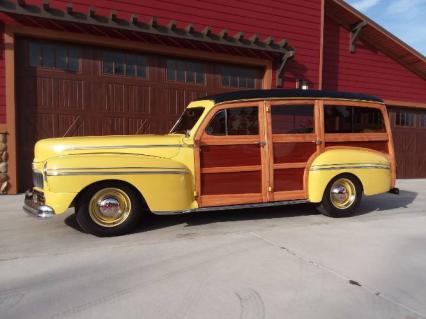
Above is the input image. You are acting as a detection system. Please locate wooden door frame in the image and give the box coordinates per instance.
[265,99,322,201]
[194,101,267,207]
[3,24,273,194]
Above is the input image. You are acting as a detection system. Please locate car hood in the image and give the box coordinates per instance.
[33,134,187,163]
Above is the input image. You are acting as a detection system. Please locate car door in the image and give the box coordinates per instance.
[194,101,269,207]
[265,100,322,201]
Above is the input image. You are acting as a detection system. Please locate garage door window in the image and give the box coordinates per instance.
[29,42,79,72]
[166,59,205,85]
[221,66,259,89]
[103,52,147,78]
[395,112,416,127]
[420,114,426,128]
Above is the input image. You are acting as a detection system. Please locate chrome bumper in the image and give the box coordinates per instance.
[23,190,55,219]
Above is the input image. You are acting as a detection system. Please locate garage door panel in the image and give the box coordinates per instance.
[56,79,84,110]
[126,85,151,114]
[390,108,426,179]
[16,38,264,191]
[416,132,426,155]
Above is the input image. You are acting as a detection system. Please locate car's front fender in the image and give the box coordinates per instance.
[44,153,197,213]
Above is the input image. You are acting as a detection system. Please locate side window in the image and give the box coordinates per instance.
[271,105,314,134]
[353,107,385,132]
[205,107,259,136]
[325,106,385,133]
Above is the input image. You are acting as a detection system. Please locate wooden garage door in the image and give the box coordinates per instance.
[16,38,263,191]
[389,107,426,178]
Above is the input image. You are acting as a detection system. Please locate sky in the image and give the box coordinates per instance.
[345,0,426,56]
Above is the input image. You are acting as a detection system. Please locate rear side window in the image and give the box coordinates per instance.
[206,107,259,136]
[271,105,314,134]
[325,106,385,133]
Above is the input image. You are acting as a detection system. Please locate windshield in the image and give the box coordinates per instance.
[170,107,205,134]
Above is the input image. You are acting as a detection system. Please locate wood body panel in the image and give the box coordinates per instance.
[201,171,262,195]
[273,142,317,163]
[274,168,305,192]
[325,141,388,153]
[200,144,261,168]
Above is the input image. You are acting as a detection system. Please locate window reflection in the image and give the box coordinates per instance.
[271,105,314,134]
[325,106,385,133]
[206,107,259,136]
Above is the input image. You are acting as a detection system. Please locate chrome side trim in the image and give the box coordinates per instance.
[46,166,185,173]
[311,162,390,167]
[46,170,188,176]
[310,163,390,171]
[62,144,193,151]
[152,199,310,215]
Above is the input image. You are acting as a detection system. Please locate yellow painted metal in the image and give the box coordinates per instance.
[30,100,216,215]
[88,188,131,227]
[308,149,392,203]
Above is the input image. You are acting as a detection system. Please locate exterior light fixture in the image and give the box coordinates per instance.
[297,79,309,90]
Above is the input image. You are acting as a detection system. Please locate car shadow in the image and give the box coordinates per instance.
[64,189,418,235]
[353,189,418,216]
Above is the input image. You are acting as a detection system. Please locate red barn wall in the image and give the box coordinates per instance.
[33,0,322,88]
[323,15,426,103]
[0,0,324,123]
[0,24,5,124]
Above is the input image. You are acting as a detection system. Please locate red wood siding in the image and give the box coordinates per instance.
[0,24,5,124]
[323,15,426,104]
[20,0,322,88]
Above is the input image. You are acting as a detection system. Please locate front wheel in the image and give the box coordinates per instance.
[76,182,144,236]
[316,174,362,218]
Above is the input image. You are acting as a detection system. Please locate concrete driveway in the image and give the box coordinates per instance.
[0,179,425,319]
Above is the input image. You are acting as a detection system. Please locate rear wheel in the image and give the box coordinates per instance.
[76,182,144,236]
[316,174,362,218]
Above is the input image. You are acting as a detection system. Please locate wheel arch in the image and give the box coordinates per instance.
[71,179,149,212]
[307,148,392,203]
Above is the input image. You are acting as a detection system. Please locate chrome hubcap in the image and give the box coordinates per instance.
[98,198,121,217]
[330,178,356,210]
[89,188,131,227]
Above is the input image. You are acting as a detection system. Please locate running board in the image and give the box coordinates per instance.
[152,199,310,215]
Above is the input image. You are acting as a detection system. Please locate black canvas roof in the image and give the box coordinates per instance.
[198,89,383,104]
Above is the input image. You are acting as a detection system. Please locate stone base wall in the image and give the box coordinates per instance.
[0,133,8,194]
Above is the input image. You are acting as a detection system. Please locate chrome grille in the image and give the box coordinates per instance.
[33,171,44,188]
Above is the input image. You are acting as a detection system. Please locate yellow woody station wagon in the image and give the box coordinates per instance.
[24,89,399,236]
